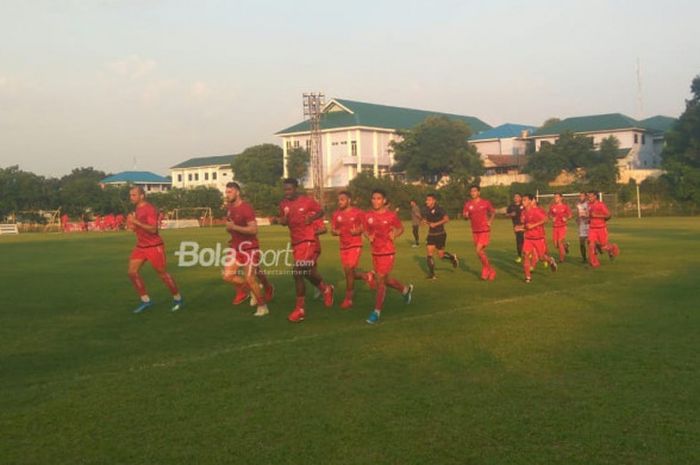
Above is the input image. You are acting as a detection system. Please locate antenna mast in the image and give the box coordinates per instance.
[303,92,325,204]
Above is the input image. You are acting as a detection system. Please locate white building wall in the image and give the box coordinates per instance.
[170,165,233,193]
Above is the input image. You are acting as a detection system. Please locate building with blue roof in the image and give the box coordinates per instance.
[469,123,537,158]
[100,171,171,193]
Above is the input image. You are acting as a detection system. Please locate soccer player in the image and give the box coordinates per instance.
[506,193,525,263]
[575,192,590,263]
[422,193,458,279]
[409,200,422,247]
[222,182,273,317]
[548,193,572,262]
[126,186,183,313]
[586,191,620,268]
[330,191,375,309]
[271,178,334,323]
[364,189,414,324]
[462,185,496,280]
[517,193,558,283]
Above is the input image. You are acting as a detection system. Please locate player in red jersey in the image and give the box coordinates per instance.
[517,193,558,283]
[462,185,496,281]
[586,191,620,268]
[364,189,414,324]
[548,193,572,262]
[270,178,334,323]
[331,191,375,309]
[222,182,273,317]
[126,186,183,313]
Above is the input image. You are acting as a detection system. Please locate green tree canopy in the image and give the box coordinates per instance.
[661,74,700,204]
[286,147,310,182]
[231,144,283,186]
[390,116,484,185]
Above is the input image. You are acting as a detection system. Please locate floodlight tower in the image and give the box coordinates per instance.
[303,92,325,204]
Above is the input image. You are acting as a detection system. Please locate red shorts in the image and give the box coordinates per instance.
[225,248,261,268]
[553,225,567,242]
[523,238,546,258]
[293,241,319,266]
[340,247,362,268]
[130,245,166,270]
[588,228,608,245]
[472,231,490,247]
[372,254,395,275]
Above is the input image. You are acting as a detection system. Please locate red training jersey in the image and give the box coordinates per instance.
[133,202,163,248]
[522,206,547,240]
[331,207,365,250]
[364,209,402,255]
[588,201,610,229]
[548,203,572,227]
[227,201,259,251]
[462,199,494,233]
[279,195,322,245]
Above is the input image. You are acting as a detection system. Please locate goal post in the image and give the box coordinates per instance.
[167,207,213,229]
[535,191,618,216]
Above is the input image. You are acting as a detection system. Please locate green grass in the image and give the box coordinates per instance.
[1,218,698,465]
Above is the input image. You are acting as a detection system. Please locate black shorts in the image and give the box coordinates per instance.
[426,232,447,249]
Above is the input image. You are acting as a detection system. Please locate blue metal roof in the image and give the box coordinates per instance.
[100,171,171,184]
[469,123,537,141]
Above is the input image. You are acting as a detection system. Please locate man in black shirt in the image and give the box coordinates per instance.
[506,193,525,263]
[421,193,458,279]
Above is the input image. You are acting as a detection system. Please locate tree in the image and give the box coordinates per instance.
[231,144,283,186]
[661,74,700,205]
[0,166,54,218]
[540,117,561,129]
[586,136,620,190]
[390,116,484,185]
[286,148,310,181]
[58,167,109,215]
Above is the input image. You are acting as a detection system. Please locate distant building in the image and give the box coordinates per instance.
[100,171,171,192]
[170,154,236,193]
[469,123,537,157]
[276,98,491,188]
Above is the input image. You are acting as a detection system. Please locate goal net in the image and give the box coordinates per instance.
[162,207,213,229]
[536,192,618,216]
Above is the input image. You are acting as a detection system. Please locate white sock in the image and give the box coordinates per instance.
[141,295,151,303]
[173,294,181,300]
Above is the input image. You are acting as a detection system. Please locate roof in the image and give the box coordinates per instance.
[100,171,171,184]
[276,98,492,135]
[533,113,644,137]
[638,115,677,135]
[171,154,236,169]
[470,123,537,141]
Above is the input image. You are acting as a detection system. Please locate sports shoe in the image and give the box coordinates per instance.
[515,256,522,264]
[488,268,497,281]
[451,254,459,268]
[133,301,153,314]
[365,271,377,290]
[525,277,531,284]
[288,307,305,323]
[340,299,353,310]
[249,291,258,307]
[403,284,414,304]
[232,289,249,305]
[171,297,184,312]
[366,309,381,324]
[323,285,335,308]
[548,257,558,272]
[543,261,549,269]
[411,243,419,248]
[426,274,437,280]
[253,305,269,317]
[312,287,322,300]
[608,244,620,260]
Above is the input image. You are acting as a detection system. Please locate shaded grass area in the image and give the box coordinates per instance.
[1,217,698,464]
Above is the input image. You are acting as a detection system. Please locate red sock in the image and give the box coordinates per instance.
[375,284,386,310]
[478,250,491,271]
[523,255,531,279]
[558,243,566,261]
[129,274,147,296]
[386,277,404,292]
[159,273,179,295]
[296,296,305,309]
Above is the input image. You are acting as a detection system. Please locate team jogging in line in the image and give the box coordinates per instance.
[124,179,620,324]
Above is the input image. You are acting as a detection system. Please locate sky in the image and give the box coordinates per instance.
[1,0,698,178]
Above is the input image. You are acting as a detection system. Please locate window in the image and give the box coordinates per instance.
[351,141,357,156]
[212,172,217,180]
[188,174,192,181]
[634,134,639,144]
[146,185,151,192]
[340,141,347,145]
[194,173,199,181]
[286,141,292,150]
[293,140,300,148]
[642,134,646,145]
[177,174,182,182]
[204,172,209,181]
[306,139,311,149]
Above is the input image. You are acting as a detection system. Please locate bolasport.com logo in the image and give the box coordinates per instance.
[174,241,314,272]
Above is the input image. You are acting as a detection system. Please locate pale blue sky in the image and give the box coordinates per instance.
[1,0,698,177]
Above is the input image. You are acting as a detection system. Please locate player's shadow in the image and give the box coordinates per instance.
[412,254,479,279]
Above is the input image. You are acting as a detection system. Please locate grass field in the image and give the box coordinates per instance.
[1,217,699,465]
